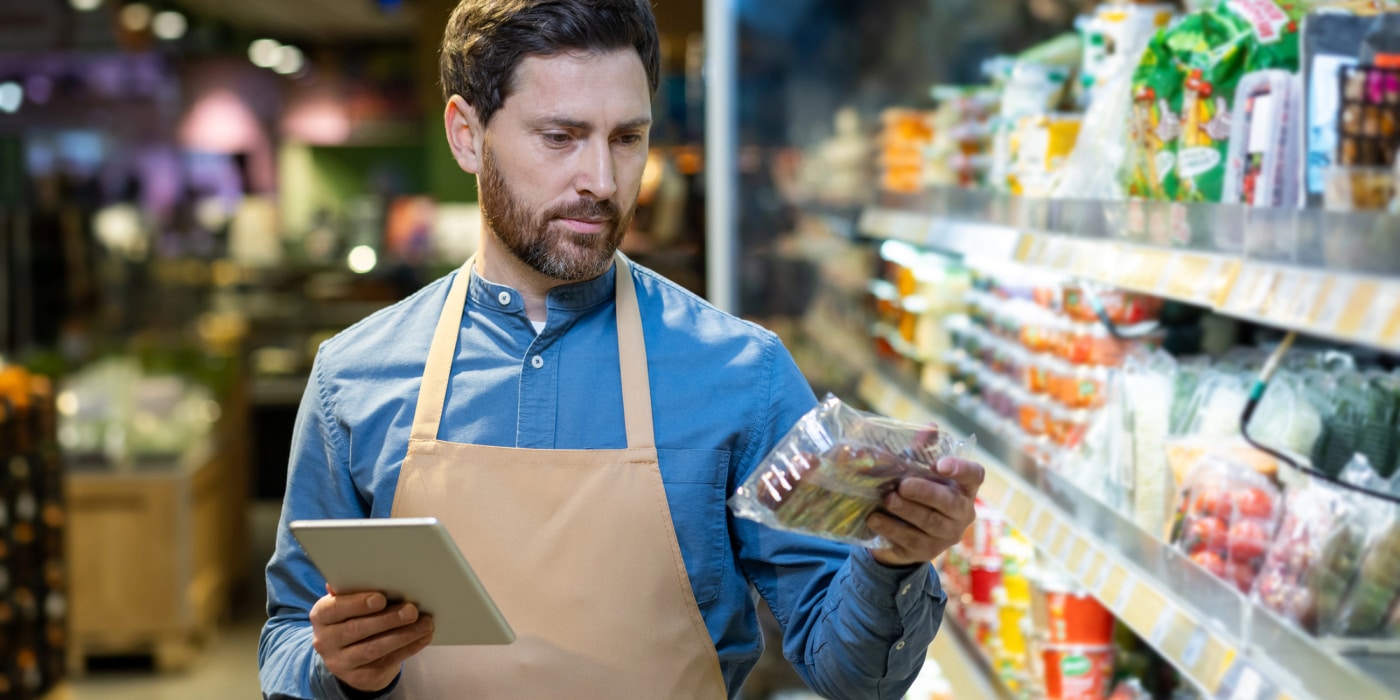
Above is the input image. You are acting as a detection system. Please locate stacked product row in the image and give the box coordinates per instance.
[0,366,65,700]
[936,506,1204,700]
[875,0,1400,214]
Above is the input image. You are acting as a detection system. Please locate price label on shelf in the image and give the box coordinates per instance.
[1093,560,1113,593]
[1114,576,1137,612]
[1149,607,1176,646]
[1220,661,1278,700]
[1356,283,1400,343]
[1161,253,1215,302]
[1266,269,1303,318]
[1028,508,1051,538]
[1056,532,1075,562]
[1182,628,1209,669]
[1225,265,1271,316]
[1313,277,1357,330]
[1077,551,1099,581]
[888,393,915,422]
[1291,274,1325,323]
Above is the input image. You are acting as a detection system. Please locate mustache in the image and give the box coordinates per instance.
[545,198,620,223]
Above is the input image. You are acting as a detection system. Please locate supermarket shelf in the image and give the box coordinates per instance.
[858,191,1400,355]
[851,363,1400,700]
[928,614,1017,700]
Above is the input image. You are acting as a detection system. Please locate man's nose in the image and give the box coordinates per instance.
[574,139,618,201]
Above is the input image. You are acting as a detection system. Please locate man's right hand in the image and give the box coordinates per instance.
[310,586,435,694]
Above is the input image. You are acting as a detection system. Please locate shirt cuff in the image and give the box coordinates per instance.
[848,548,943,612]
[313,653,400,700]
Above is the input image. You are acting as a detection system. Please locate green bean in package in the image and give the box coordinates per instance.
[728,394,975,547]
[1126,0,1305,202]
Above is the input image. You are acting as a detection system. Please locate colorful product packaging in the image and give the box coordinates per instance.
[1126,0,1307,202]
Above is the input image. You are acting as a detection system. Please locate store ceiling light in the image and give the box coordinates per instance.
[0,83,23,114]
[120,2,153,32]
[70,0,103,10]
[274,45,304,75]
[348,245,378,274]
[152,10,187,40]
[249,38,283,69]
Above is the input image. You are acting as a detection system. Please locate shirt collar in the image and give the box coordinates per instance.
[466,260,618,315]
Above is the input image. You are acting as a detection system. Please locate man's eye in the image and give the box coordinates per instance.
[618,134,642,146]
[545,133,572,146]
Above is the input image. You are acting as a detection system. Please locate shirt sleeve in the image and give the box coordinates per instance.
[731,336,947,700]
[258,353,399,700]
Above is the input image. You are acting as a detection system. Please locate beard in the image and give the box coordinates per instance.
[478,143,633,282]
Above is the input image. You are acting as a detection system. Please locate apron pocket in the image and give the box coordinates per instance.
[657,448,732,606]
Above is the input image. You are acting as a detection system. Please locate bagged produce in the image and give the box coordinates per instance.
[1253,478,1365,633]
[1170,454,1283,593]
[1222,70,1303,207]
[729,394,975,547]
[1333,460,1400,636]
[1125,0,1307,202]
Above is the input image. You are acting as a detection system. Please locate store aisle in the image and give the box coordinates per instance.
[62,619,264,700]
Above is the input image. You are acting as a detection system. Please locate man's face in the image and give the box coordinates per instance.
[477,49,652,282]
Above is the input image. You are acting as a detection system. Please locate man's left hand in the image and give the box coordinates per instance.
[867,457,985,567]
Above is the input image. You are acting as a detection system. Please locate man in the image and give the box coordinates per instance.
[258,1,983,698]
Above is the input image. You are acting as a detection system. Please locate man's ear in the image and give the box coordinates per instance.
[444,95,485,174]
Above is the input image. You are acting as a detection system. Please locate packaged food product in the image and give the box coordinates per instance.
[1018,392,1051,437]
[971,558,1005,605]
[1125,352,1176,536]
[1009,114,1084,196]
[729,394,975,547]
[1046,405,1092,450]
[1170,454,1283,593]
[1334,461,1400,636]
[1222,70,1302,207]
[1302,14,1374,206]
[1126,0,1307,202]
[1042,645,1115,700]
[1253,478,1365,634]
[1044,586,1115,646]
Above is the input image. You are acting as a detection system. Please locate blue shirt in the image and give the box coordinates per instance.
[258,260,946,700]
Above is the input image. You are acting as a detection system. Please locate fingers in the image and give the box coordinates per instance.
[868,512,929,555]
[894,479,965,522]
[340,615,435,668]
[935,457,986,495]
[311,591,387,627]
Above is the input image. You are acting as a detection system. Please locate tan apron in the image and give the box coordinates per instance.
[388,254,727,699]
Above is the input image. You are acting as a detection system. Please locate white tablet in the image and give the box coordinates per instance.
[290,517,515,646]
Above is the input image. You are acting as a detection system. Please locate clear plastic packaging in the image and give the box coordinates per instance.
[1334,461,1400,637]
[1124,351,1177,538]
[729,394,976,547]
[1222,70,1302,208]
[1253,478,1364,634]
[1170,454,1283,593]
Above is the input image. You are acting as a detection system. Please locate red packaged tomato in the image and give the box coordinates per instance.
[1171,455,1281,593]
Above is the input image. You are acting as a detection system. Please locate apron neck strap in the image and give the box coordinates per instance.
[410,252,655,449]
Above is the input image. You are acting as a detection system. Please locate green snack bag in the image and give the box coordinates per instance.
[1126,0,1305,202]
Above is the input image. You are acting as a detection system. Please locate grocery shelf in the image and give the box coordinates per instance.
[927,614,1017,700]
[848,360,1400,700]
[858,190,1400,355]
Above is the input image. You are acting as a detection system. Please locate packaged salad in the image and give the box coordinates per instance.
[1126,0,1307,203]
[1253,477,1365,634]
[729,394,976,547]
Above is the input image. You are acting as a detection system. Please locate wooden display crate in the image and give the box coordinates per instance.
[64,443,233,673]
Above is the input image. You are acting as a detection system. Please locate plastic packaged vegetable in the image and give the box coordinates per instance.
[729,394,975,547]
[1124,351,1177,537]
[1170,454,1283,593]
[1334,460,1400,636]
[1125,0,1307,202]
[1253,478,1364,634]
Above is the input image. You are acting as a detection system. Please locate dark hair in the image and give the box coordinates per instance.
[439,0,661,125]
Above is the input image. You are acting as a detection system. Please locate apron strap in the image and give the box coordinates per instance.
[410,252,656,449]
[613,254,655,449]
[410,255,476,441]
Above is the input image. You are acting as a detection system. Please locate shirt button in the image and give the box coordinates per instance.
[497,291,511,305]
[530,355,544,369]
[894,640,906,651]
[900,584,911,596]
